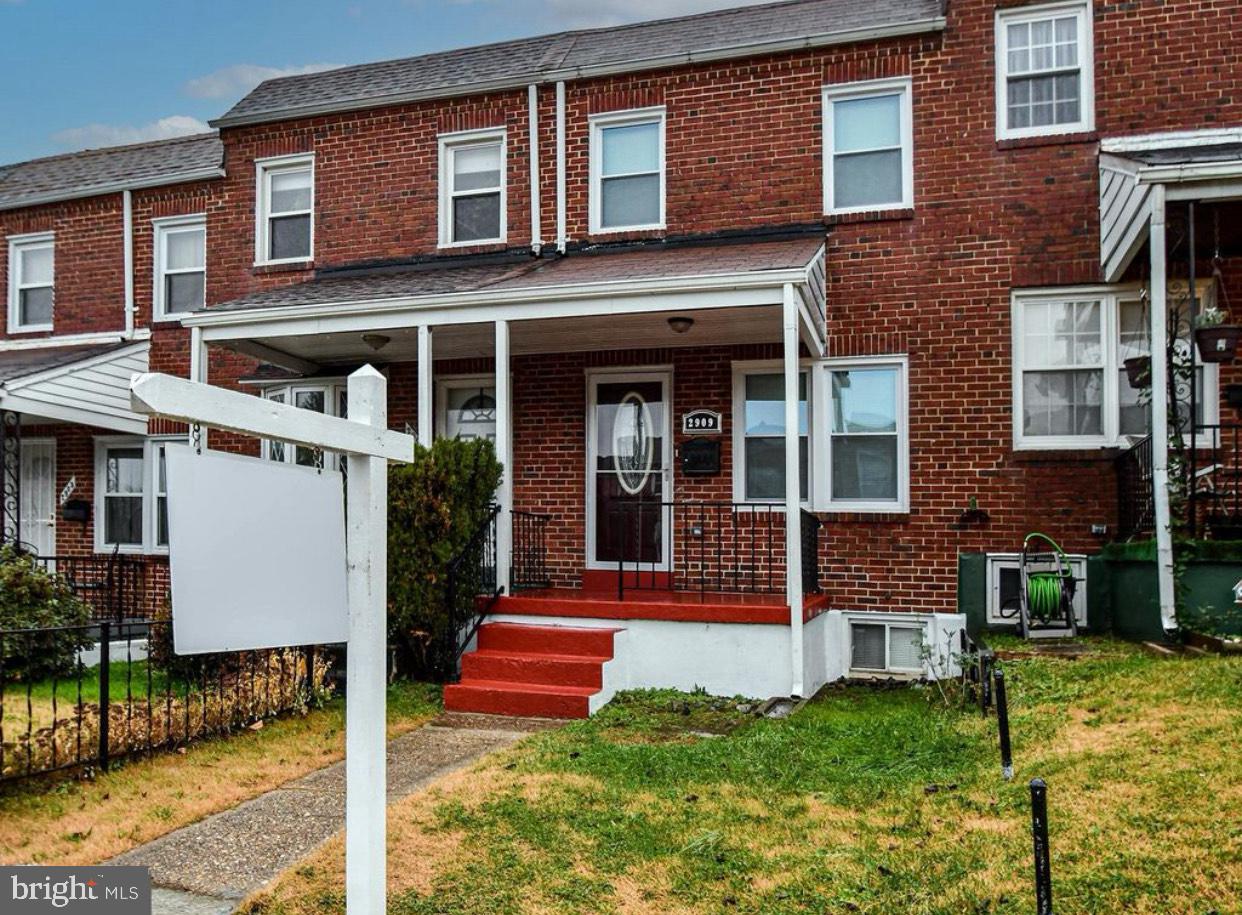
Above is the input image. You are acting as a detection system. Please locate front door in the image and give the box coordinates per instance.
[20,440,56,556]
[587,372,671,570]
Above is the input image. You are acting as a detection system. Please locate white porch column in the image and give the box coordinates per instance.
[1148,185,1178,633]
[495,320,513,591]
[782,284,805,697]
[417,325,433,447]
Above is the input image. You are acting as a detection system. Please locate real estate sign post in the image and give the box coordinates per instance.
[130,366,412,915]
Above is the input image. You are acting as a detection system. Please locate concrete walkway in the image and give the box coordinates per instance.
[111,715,549,914]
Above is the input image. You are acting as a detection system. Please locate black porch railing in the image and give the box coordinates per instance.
[0,619,331,786]
[511,509,552,591]
[28,551,152,624]
[614,500,822,600]
[1187,424,1242,538]
[440,505,501,681]
[1115,434,1155,540]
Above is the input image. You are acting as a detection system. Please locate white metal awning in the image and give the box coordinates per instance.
[0,341,151,434]
[1100,128,1242,281]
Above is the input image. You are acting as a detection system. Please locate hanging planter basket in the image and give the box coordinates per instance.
[1196,325,1242,363]
[1123,355,1151,390]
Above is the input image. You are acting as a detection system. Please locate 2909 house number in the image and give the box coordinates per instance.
[682,409,722,435]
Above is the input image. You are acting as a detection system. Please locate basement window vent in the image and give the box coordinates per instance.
[849,622,925,674]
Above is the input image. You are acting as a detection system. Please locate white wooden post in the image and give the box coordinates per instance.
[345,365,388,915]
[495,320,512,591]
[1148,186,1178,634]
[782,285,805,697]
[417,325,434,448]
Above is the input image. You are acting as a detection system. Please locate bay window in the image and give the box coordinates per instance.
[94,437,180,553]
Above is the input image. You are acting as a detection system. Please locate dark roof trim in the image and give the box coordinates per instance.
[210,17,945,129]
[0,166,226,212]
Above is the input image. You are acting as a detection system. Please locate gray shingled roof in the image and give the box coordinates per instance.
[205,237,824,314]
[0,133,223,211]
[1121,143,1242,166]
[0,342,127,384]
[214,0,946,128]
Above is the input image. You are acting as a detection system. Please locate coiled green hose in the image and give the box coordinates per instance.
[1023,532,1072,623]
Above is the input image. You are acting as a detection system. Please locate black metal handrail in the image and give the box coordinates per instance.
[1187,423,1242,538]
[1115,434,1155,540]
[614,500,821,600]
[511,509,552,591]
[441,505,501,681]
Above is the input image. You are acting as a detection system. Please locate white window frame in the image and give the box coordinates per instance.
[588,107,667,235]
[1011,285,1219,450]
[7,231,55,333]
[438,128,507,248]
[260,381,347,470]
[822,77,914,215]
[435,374,507,440]
[815,355,910,513]
[254,153,314,266]
[995,0,1095,141]
[93,436,183,555]
[730,360,813,507]
[986,553,1087,627]
[846,614,928,676]
[152,214,206,322]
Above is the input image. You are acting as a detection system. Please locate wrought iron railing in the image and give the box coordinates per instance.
[1115,434,1155,540]
[614,500,821,599]
[26,549,152,624]
[1187,424,1242,538]
[511,509,552,591]
[440,505,501,682]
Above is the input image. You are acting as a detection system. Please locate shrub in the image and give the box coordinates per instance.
[0,546,93,681]
[388,437,503,679]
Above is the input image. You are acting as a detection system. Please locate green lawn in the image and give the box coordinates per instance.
[244,639,1242,915]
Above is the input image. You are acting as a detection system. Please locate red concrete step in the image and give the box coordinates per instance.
[443,679,596,719]
[477,622,616,658]
[461,649,606,689]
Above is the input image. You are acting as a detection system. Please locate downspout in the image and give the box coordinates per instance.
[1148,184,1178,635]
[555,80,567,254]
[528,84,542,256]
[122,190,135,338]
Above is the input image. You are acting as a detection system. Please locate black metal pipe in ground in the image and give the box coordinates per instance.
[995,667,1013,780]
[1030,778,1053,915]
[98,621,111,773]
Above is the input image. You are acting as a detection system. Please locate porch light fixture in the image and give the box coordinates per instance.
[667,316,695,334]
[362,333,391,352]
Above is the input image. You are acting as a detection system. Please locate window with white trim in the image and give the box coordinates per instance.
[439,130,506,246]
[590,108,665,233]
[153,215,206,320]
[255,155,313,264]
[824,358,909,511]
[850,620,925,674]
[94,437,181,553]
[7,232,54,332]
[996,1,1094,140]
[823,78,913,213]
[261,382,346,470]
[1013,287,1217,448]
[732,367,809,503]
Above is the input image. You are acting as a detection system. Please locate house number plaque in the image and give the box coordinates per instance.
[682,409,722,435]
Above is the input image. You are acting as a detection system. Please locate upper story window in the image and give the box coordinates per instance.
[255,154,313,265]
[153,215,206,321]
[439,129,506,247]
[823,78,914,214]
[1012,287,1217,449]
[7,232,54,332]
[995,1,1094,140]
[590,107,666,234]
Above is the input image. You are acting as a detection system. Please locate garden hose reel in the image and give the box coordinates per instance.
[1000,532,1080,638]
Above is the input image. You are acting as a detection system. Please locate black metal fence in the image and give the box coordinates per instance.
[511,509,552,591]
[1115,434,1155,540]
[1187,424,1242,538]
[0,620,332,786]
[29,552,152,624]
[439,506,502,682]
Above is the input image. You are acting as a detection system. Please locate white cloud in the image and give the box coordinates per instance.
[51,115,210,151]
[184,63,343,100]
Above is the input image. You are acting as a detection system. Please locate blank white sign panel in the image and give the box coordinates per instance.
[165,444,349,654]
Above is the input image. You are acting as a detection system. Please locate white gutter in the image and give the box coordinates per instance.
[556,81,567,254]
[1136,161,1242,185]
[528,84,542,255]
[0,167,226,213]
[0,329,150,353]
[122,190,135,338]
[209,18,947,129]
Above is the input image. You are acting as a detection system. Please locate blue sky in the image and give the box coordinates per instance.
[0,0,769,165]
